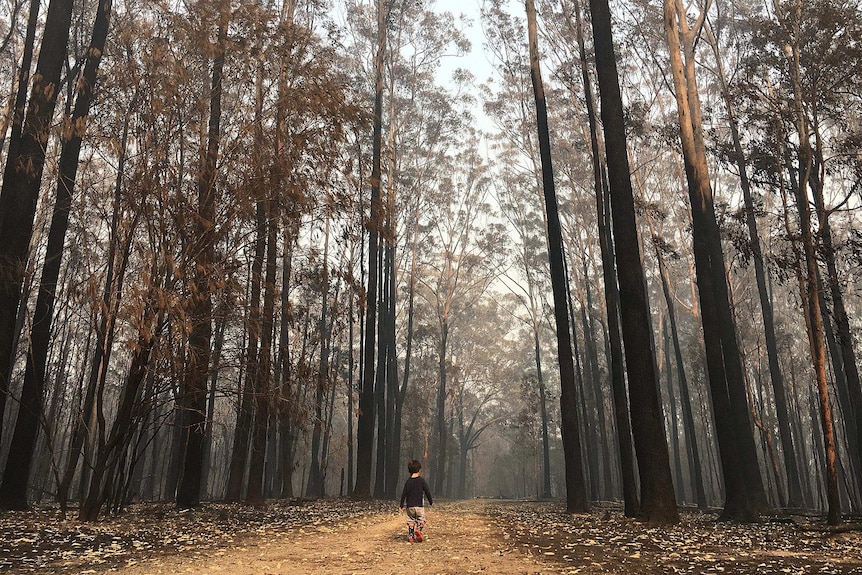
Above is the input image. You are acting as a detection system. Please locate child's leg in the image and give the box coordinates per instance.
[405,509,417,541]
[412,508,426,541]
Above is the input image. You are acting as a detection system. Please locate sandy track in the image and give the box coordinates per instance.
[115,501,566,575]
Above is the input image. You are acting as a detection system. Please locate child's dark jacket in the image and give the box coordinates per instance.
[400,476,433,508]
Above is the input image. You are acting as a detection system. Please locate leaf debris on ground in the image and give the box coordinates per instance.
[2,500,862,574]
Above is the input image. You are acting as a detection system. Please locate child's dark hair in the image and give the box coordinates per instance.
[407,459,422,474]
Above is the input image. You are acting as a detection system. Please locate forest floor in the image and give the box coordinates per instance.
[2,498,862,574]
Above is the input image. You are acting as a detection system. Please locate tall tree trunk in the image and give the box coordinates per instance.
[306,215,331,498]
[201,306,227,499]
[774,102,821,511]
[176,4,227,510]
[55,88,132,518]
[0,0,39,170]
[534,330,552,499]
[784,17,841,523]
[226,62,268,503]
[704,23,803,509]
[388,196,420,499]
[277,228,296,498]
[524,0,588,513]
[165,394,186,501]
[566,0,638,515]
[809,141,862,501]
[653,239,707,509]
[582,261,613,500]
[382,66,401,500]
[354,0,387,499]
[79,294,161,520]
[383,238,399,499]
[373,247,388,499]
[0,0,76,510]
[13,0,114,511]
[588,0,678,523]
[457,393,468,499]
[662,320,685,501]
[273,6,295,498]
[321,377,338,496]
[347,291,356,495]
[77,210,136,507]
[577,300,601,500]
[664,0,766,520]
[820,289,859,486]
[247,201,278,504]
[433,320,449,495]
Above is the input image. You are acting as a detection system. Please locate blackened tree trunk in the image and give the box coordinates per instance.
[568,0,638,515]
[201,306,227,499]
[662,321,685,500]
[273,12,295,498]
[664,0,766,520]
[704,24,803,508]
[373,247,388,499]
[0,0,39,447]
[653,239,707,509]
[582,262,613,500]
[0,0,76,510]
[432,320,449,495]
[354,0,387,499]
[347,290,356,495]
[224,212,262,500]
[225,66,268,503]
[569,305,594,498]
[588,0,678,523]
[12,0,114,513]
[775,135,821,509]
[819,290,860,488]
[277,228,297,498]
[79,290,162,521]
[535,331,552,499]
[0,0,39,170]
[74,207,135,508]
[794,141,841,525]
[577,299,601,500]
[57,90,132,517]
[176,4,227,510]
[165,398,186,501]
[382,76,401,499]
[524,0,588,513]
[307,215,331,498]
[383,237,399,499]
[387,198,420,499]
[247,202,278,504]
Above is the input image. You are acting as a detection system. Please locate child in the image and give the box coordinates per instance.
[399,459,433,542]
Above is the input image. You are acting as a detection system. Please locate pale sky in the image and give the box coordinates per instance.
[436,0,496,84]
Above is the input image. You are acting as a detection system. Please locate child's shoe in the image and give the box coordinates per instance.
[414,529,423,542]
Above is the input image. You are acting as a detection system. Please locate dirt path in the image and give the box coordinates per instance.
[116,501,566,575]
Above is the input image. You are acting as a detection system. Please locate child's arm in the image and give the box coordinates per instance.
[399,482,408,510]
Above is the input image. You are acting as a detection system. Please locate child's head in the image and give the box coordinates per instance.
[408,459,422,474]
